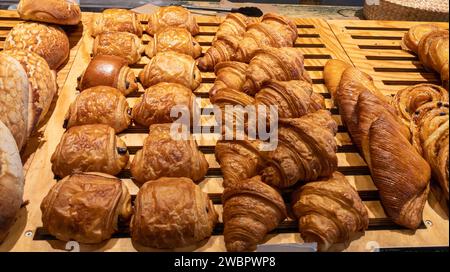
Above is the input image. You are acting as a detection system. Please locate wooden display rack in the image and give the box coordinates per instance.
[0,10,448,252]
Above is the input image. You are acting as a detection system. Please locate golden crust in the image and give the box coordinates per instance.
[147,6,199,36]
[17,0,81,25]
[91,9,143,37]
[145,27,202,58]
[93,32,144,65]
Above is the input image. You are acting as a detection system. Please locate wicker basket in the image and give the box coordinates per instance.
[364,0,449,22]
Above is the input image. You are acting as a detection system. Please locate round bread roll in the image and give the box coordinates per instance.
[0,55,30,150]
[0,121,25,243]
[17,0,81,25]
[4,22,70,70]
[1,49,58,133]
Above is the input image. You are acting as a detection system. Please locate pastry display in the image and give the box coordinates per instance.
[147,6,199,36]
[402,24,441,53]
[91,8,143,37]
[0,54,30,150]
[130,124,209,185]
[17,0,81,25]
[139,51,202,90]
[65,86,131,133]
[0,121,25,243]
[291,172,369,251]
[222,175,287,252]
[131,177,218,249]
[242,47,311,95]
[93,32,144,65]
[209,61,249,98]
[132,83,194,127]
[77,55,138,96]
[51,124,129,178]
[41,172,132,244]
[4,22,70,70]
[1,49,58,132]
[145,27,202,59]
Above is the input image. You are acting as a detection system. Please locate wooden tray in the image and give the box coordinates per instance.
[0,11,448,252]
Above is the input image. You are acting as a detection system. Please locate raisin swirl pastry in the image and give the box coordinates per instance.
[51,124,129,178]
[131,177,218,249]
[66,86,131,133]
[93,32,144,65]
[91,9,143,37]
[41,172,132,244]
[130,124,209,185]
[147,6,199,36]
[145,27,202,59]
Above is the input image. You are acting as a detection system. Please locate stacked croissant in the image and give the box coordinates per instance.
[0,0,83,243]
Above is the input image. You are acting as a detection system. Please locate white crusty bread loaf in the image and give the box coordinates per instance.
[0,121,25,243]
[17,0,81,25]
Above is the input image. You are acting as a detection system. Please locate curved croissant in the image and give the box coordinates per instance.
[242,47,311,96]
[255,80,324,119]
[147,6,199,36]
[222,175,287,252]
[209,61,248,98]
[215,13,256,41]
[93,32,144,64]
[197,35,241,72]
[291,172,369,251]
[234,13,298,63]
[145,27,202,59]
[261,110,338,189]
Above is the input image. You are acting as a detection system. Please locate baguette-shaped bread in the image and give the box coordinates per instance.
[17,0,81,25]
[147,6,199,36]
[0,121,24,243]
[91,9,143,37]
[145,27,202,59]
[41,172,132,244]
[93,32,144,65]
[4,22,69,70]
[66,86,131,133]
[51,124,129,178]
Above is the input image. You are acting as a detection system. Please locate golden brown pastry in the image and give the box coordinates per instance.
[145,27,202,59]
[130,124,209,186]
[234,13,298,63]
[209,61,248,99]
[77,55,138,96]
[1,49,58,132]
[139,51,202,90]
[255,80,324,119]
[242,47,312,96]
[391,84,448,127]
[51,124,129,178]
[197,35,241,72]
[215,13,257,41]
[401,24,441,53]
[0,54,30,150]
[131,177,218,249]
[411,101,449,201]
[66,86,131,133]
[4,22,69,70]
[291,172,369,252]
[0,121,24,243]
[91,8,143,37]
[132,83,194,127]
[323,59,352,100]
[222,175,287,252]
[261,110,338,189]
[147,6,199,36]
[93,32,144,65]
[17,0,81,25]
[41,172,132,244]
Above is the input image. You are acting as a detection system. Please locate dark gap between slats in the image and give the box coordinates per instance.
[295,44,326,48]
[298,34,320,38]
[374,67,426,73]
[297,25,315,29]
[359,45,402,50]
[0,37,5,41]
[305,66,324,71]
[366,56,418,61]
[383,80,439,86]
[304,54,331,59]
[0,26,12,30]
[351,35,402,40]
[0,17,22,21]
[346,26,409,31]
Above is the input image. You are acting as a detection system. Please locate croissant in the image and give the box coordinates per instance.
[215,13,255,41]
[323,59,352,100]
[132,82,194,127]
[130,124,209,186]
[1,49,57,134]
[261,110,338,189]
[131,177,218,249]
[234,13,298,63]
[78,55,138,96]
[255,80,324,119]
[411,101,449,201]
[401,24,442,53]
[147,6,199,36]
[93,32,144,65]
[0,121,24,243]
[197,35,241,72]
[91,8,143,37]
[139,51,202,90]
[51,124,129,178]
[209,61,248,98]
[41,172,132,244]
[222,175,287,252]
[291,172,369,251]
[145,27,202,59]
[242,47,312,96]
[66,86,131,133]
[391,84,448,127]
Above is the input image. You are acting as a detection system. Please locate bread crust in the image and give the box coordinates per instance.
[17,0,81,25]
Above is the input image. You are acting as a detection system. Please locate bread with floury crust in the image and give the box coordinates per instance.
[17,0,81,25]
[0,121,25,243]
